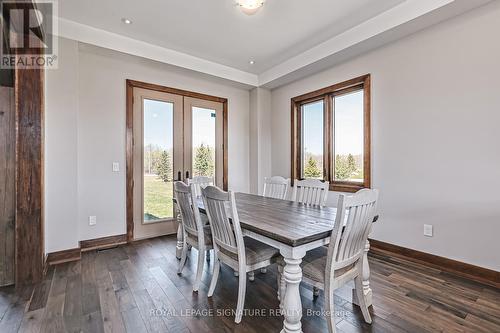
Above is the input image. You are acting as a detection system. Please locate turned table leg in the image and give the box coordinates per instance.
[280,248,305,333]
[352,239,372,307]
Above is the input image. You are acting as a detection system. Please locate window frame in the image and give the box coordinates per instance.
[291,74,371,193]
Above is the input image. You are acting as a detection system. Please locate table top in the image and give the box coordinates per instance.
[187,192,378,247]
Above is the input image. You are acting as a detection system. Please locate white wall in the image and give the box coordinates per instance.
[249,87,272,194]
[271,2,500,271]
[45,37,80,253]
[46,38,250,252]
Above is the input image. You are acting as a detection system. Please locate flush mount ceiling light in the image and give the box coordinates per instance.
[121,18,132,24]
[236,0,265,15]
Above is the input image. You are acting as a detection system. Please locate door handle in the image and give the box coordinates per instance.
[177,171,181,181]
[186,170,190,180]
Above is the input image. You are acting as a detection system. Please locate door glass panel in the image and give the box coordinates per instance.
[192,107,216,179]
[143,99,174,222]
[301,100,324,179]
[334,90,364,182]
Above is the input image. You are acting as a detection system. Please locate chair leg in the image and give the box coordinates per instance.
[313,287,320,297]
[325,286,336,333]
[354,275,372,324]
[248,271,255,282]
[177,240,188,275]
[208,258,220,297]
[193,247,205,292]
[260,268,267,273]
[235,268,247,323]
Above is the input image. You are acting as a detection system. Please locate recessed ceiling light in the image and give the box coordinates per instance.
[249,60,255,65]
[121,18,132,25]
[236,0,265,15]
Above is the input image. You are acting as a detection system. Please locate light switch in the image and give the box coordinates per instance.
[112,162,120,172]
[424,224,433,237]
[89,216,97,226]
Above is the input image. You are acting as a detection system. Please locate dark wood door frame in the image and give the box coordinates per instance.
[125,79,228,241]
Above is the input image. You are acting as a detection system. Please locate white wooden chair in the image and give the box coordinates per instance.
[298,189,379,333]
[291,179,330,206]
[262,176,290,200]
[186,176,214,260]
[201,186,280,323]
[174,181,213,292]
[187,176,214,198]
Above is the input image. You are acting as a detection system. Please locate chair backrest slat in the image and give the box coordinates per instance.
[174,181,205,240]
[262,176,290,200]
[188,176,214,198]
[292,179,329,206]
[326,189,379,276]
[202,186,245,262]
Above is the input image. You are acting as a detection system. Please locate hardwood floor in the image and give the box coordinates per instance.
[0,235,499,333]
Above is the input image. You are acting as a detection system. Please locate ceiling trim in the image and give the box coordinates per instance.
[56,17,259,86]
[258,0,455,85]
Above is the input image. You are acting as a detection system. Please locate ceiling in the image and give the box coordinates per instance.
[59,0,405,74]
[56,0,491,88]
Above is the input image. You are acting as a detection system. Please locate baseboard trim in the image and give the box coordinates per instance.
[369,239,500,289]
[80,234,128,252]
[46,247,81,265]
[46,233,127,266]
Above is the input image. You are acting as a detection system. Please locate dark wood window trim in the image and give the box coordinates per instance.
[291,74,371,193]
[125,79,228,241]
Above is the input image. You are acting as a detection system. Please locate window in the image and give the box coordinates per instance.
[301,100,324,179]
[291,75,371,192]
[143,99,174,222]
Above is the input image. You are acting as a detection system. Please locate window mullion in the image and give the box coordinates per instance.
[323,95,332,183]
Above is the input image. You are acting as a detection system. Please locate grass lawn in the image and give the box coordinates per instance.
[144,174,173,221]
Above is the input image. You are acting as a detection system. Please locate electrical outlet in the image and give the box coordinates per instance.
[424,224,433,237]
[112,162,120,172]
[89,216,97,226]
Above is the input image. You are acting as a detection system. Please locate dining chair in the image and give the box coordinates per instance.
[292,178,330,206]
[174,181,213,292]
[188,176,214,198]
[262,176,290,200]
[297,189,379,333]
[258,175,290,275]
[187,176,214,261]
[201,186,280,323]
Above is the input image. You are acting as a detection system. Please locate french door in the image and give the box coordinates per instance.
[132,87,224,240]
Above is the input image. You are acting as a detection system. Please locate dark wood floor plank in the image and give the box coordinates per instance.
[40,264,67,333]
[149,266,185,303]
[109,269,137,313]
[81,252,101,316]
[81,310,105,333]
[141,275,190,333]
[95,253,126,333]
[63,274,83,333]
[121,307,148,333]
[120,259,169,332]
[18,307,44,333]
[27,265,54,312]
[0,286,33,333]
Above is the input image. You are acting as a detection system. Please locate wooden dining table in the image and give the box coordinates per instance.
[175,192,378,333]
